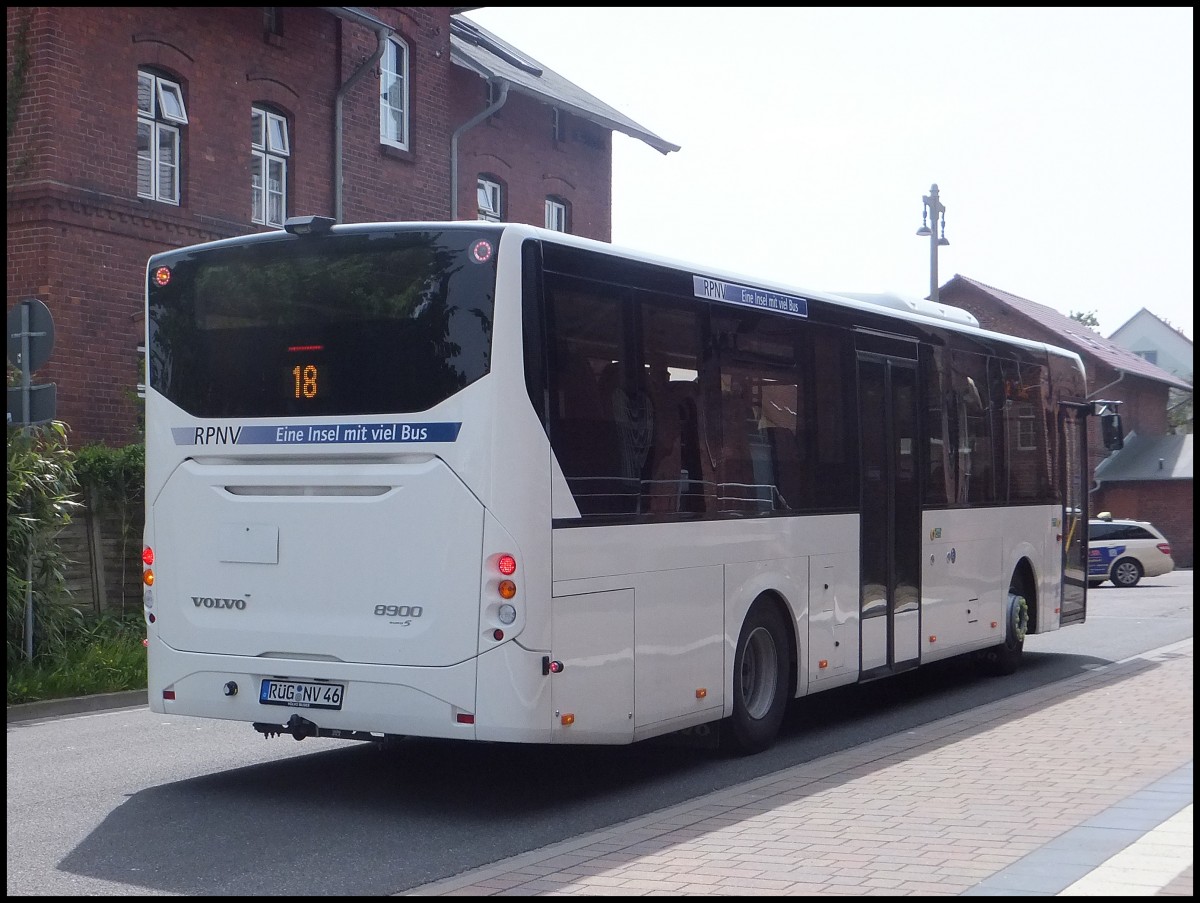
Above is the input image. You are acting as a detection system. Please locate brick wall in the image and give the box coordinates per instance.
[1094,481,1193,569]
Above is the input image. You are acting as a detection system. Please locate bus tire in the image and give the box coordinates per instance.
[980,583,1029,676]
[720,599,790,756]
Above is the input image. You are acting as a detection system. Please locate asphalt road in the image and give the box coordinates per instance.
[6,570,1191,896]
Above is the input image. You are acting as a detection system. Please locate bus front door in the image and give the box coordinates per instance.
[857,353,922,677]
[1059,404,1089,625]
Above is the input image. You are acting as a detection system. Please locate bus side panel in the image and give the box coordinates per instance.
[921,505,1057,661]
[473,640,556,743]
[806,551,859,690]
[549,588,635,744]
[634,566,724,730]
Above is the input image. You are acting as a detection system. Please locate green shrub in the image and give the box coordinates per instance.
[7,419,83,663]
[6,611,147,704]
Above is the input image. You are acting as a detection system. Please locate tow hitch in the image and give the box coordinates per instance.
[252,714,396,743]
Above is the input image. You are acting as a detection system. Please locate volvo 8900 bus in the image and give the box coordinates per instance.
[142,217,1114,754]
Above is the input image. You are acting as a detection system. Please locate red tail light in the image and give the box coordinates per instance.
[1157,543,1172,556]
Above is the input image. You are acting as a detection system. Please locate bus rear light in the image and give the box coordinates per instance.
[497,554,517,575]
[928,635,937,643]
[498,579,516,599]
[142,546,154,565]
[163,689,176,700]
[560,713,575,726]
[152,266,171,287]
[497,603,516,625]
[147,613,156,624]
[991,621,998,629]
[492,628,504,641]
[456,712,475,724]
[142,569,155,586]
[695,688,707,699]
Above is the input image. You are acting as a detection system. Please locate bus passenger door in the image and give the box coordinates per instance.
[1059,404,1089,625]
[857,353,922,677]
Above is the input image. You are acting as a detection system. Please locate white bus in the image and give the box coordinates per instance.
[142,217,1117,755]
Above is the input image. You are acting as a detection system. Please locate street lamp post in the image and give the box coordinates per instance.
[915,183,949,302]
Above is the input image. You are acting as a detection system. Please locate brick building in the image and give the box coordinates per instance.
[6,6,677,446]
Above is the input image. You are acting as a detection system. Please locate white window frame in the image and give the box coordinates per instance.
[137,70,187,205]
[380,37,409,151]
[252,106,290,227]
[545,197,567,232]
[478,178,501,222]
[1016,404,1037,450]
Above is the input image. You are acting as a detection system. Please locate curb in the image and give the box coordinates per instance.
[6,689,148,724]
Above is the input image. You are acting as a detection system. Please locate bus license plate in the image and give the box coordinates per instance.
[259,679,344,711]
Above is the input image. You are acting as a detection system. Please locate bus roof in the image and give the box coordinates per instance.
[152,219,1085,369]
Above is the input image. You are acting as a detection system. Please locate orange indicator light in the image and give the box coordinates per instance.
[560,713,575,726]
[695,688,707,699]
[143,569,155,586]
[498,579,516,599]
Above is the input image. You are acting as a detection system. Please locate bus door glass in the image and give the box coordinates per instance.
[1059,404,1088,624]
[858,351,921,675]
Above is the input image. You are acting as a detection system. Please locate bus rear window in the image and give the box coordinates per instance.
[147,229,497,417]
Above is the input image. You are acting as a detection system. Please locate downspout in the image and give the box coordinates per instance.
[451,80,509,220]
[322,7,391,223]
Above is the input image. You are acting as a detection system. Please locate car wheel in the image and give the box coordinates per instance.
[720,599,790,756]
[1111,557,1143,588]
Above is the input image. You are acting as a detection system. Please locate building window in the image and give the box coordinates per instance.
[552,108,567,143]
[545,196,568,232]
[137,70,187,204]
[1135,349,1158,365]
[478,177,501,221]
[380,37,409,150]
[263,7,283,41]
[1016,404,1037,450]
[252,106,290,227]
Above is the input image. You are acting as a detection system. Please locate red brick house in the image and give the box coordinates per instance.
[5,6,678,447]
[939,275,1193,567]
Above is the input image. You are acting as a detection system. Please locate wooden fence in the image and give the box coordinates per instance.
[56,496,144,617]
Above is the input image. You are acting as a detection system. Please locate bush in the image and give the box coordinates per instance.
[6,611,147,704]
[7,420,83,664]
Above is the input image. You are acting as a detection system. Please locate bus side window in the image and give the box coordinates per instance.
[553,353,625,514]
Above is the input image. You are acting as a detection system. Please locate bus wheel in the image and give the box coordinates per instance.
[720,600,789,755]
[981,585,1029,676]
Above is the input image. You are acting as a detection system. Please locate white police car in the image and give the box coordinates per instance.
[1087,513,1175,588]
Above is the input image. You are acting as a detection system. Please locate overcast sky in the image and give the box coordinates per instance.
[463,7,1194,341]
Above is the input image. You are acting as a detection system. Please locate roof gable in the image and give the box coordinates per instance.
[450,14,680,155]
[1095,431,1194,482]
[946,275,1191,390]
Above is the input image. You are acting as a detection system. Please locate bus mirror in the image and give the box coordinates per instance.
[1101,412,1124,450]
